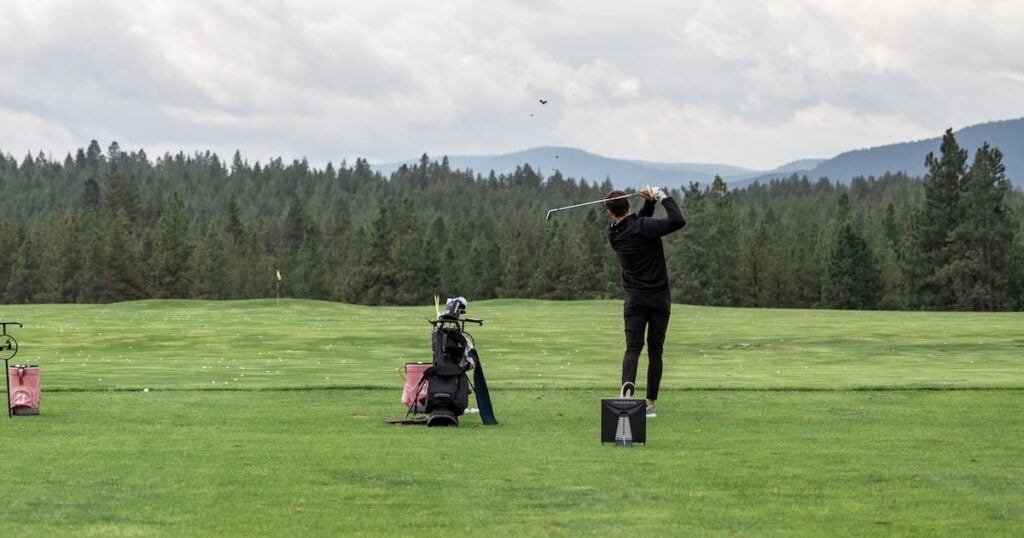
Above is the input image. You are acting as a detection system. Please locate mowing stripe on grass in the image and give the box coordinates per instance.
[2,389,1022,536]
[24,385,1024,393]
[2,299,1022,391]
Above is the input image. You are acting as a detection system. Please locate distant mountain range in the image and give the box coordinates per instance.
[372,146,770,189]
[372,117,1024,189]
[736,117,1024,188]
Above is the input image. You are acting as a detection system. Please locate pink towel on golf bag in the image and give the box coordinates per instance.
[8,365,40,413]
[401,363,429,410]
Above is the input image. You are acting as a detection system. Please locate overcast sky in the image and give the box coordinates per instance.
[1,0,1021,170]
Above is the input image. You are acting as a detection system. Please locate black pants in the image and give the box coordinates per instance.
[621,292,671,401]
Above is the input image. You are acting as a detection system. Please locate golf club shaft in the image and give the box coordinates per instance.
[4,358,10,418]
[546,192,639,219]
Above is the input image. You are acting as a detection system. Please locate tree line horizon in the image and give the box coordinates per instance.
[0,129,1021,311]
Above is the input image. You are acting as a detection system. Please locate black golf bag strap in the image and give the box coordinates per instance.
[469,349,498,425]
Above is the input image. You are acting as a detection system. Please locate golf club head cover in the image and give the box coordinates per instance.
[440,297,468,320]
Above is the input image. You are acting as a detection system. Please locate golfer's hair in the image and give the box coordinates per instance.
[604,190,630,217]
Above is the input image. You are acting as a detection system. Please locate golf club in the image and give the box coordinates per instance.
[545,192,639,221]
[1,322,22,419]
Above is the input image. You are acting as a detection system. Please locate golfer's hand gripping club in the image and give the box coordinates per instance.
[642,184,668,202]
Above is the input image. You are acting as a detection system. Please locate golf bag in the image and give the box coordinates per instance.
[423,324,472,426]
[390,296,498,427]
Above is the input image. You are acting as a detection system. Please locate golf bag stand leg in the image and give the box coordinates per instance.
[4,358,10,419]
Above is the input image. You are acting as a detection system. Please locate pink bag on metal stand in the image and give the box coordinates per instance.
[7,364,40,416]
[401,363,429,413]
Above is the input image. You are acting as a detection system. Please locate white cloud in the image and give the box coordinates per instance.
[0,107,78,158]
[0,0,1021,169]
[682,3,751,61]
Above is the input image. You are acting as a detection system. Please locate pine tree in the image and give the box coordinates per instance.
[422,215,445,291]
[738,208,783,307]
[107,141,122,163]
[85,140,104,167]
[908,128,966,309]
[291,222,328,299]
[224,194,245,243]
[5,234,43,303]
[190,225,229,300]
[578,208,616,299]
[282,195,308,248]
[106,209,144,301]
[81,178,101,211]
[786,207,824,307]
[388,201,435,304]
[75,214,110,302]
[0,220,19,295]
[703,177,740,306]
[875,203,909,309]
[883,202,900,247]
[38,212,82,303]
[668,183,709,304]
[462,216,504,300]
[350,207,396,305]
[105,173,142,223]
[944,144,1022,310]
[148,193,192,298]
[822,194,882,309]
[498,231,534,298]
[530,222,587,299]
[822,222,882,309]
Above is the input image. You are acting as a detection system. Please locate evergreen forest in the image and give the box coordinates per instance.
[1,129,1021,310]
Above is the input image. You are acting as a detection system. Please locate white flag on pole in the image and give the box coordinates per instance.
[276,270,282,281]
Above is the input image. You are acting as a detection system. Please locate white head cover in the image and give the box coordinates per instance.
[440,296,468,319]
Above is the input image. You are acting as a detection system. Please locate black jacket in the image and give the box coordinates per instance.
[607,197,686,295]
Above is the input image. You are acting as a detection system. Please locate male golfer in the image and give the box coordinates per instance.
[605,186,685,417]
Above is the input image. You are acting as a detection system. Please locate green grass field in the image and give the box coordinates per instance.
[2,300,1022,536]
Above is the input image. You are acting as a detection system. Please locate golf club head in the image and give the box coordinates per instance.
[545,209,555,221]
